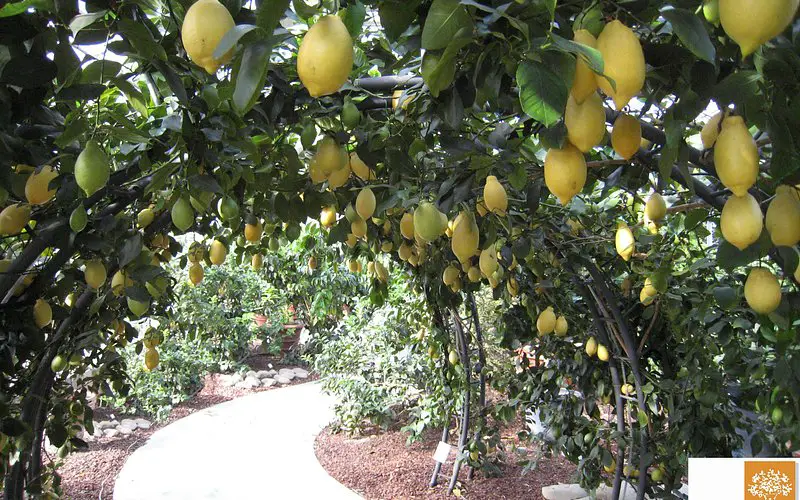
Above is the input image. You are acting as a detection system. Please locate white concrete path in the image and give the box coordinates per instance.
[114,381,360,499]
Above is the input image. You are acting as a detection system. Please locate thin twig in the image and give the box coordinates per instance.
[637,299,660,356]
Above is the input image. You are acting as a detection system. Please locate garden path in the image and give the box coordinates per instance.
[113,381,360,499]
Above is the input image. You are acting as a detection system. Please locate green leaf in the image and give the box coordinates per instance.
[151,60,189,106]
[341,0,366,38]
[0,0,52,17]
[257,0,289,32]
[119,234,143,267]
[379,0,419,40]
[713,286,738,310]
[549,32,604,74]
[79,60,121,84]
[111,77,148,117]
[213,24,259,61]
[713,70,762,108]
[660,8,716,63]
[0,54,57,88]
[637,409,649,427]
[716,230,772,270]
[117,18,167,61]
[516,61,567,127]
[421,0,473,50]
[55,117,88,148]
[69,11,107,36]
[233,39,273,115]
[292,0,317,20]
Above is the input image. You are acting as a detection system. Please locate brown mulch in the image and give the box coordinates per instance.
[315,424,577,499]
[57,355,314,500]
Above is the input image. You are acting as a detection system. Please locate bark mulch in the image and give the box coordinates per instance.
[315,425,577,499]
[56,356,314,500]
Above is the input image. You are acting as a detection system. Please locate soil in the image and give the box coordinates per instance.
[56,355,315,500]
[315,423,577,499]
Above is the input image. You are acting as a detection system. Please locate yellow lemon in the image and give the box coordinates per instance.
[451,211,479,264]
[720,0,800,57]
[597,344,609,361]
[611,113,642,160]
[349,152,376,181]
[483,175,508,214]
[554,316,568,336]
[245,220,263,242]
[479,244,499,278]
[127,297,150,317]
[400,212,415,240]
[442,265,460,286]
[144,347,159,370]
[251,254,263,270]
[308,256,317,270]
[297,15,354,97]
[189,262,204,284]
[570,29,598,104]
[565,92,606,153]
[25,165,58,205]
[720,193,762,250]
[585,337,598,357]
[700,110,725,149]
[171,197,195,232]
[313,137,347,176]
[597,20,646,110]
[137,207,155,229]
[34,298,52,328]
[320,206,337,228]
[506,276,519,296]
[413,202,446,242]
[181,0,235,74]
[381,241,393,253]
[346,233,358,248]
[356,187,376,220]
[84,260,106,289]
[375,261,388,282]
[327,159,351,189]
[351,219,367,239]
[714,116,758,197]
[467,266,481,282]
[398,242,412,261]
[111,270,133,296]
[765,186,800,247]
[615,222,635,261]
[645,193,667,222]
[209,239,227,265]
[544,144,587,205]
[744,267,782,314]
[309,160,327,183]
[536,306,556,335]
[0,203,31,235]
[476,199,488,217]
[75,140,110,196]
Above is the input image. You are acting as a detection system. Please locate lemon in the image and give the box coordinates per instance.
[320,206,337,228]
[345,233,358,248]
[744,267,781,314]
[397,242,412,261]
[400,212,415,240]
[171,197,195,232]
[314,137,347,175]
[381,241,393,253]
[84,260,106,289]
[585,337,598,357]
[144,347,159,370]
[375,261,388,282]
[721,193,763,250]
[506,276,519,296]
[341,101,361,129]
[645,193,667,222]
[181,0,235,74]
[346,259,358,272]
[451,211,479,264]
[75,141,110,197]
[217,196,239,221]
[34,298,52,328]
[0,203,31,235]
[209,240,227,265]
[414,202,446,242]
[476,199,488,217]
[597,20,646,110]
[51,354,68,372]
[479,245,499,278]
[714,116,758,197]
[351,219,367,238]
[570,29,599,103]
[189,262,204,284]
[327,159,351,189]
[127,297,150,317]
[537,306,556,335]
[382,220,391,236]
[650,468,665,482]
[70,204,88,232]
[621,384,634,396]
[467,266,480,282]
[251,254,263,271]
[297,15,354,97]
[111,270,132,296]
[137,207,155,228]
[309,160,327,183]
[642,277,658,298]
[483,175,508,214]
[611,113,642,160]
[765,186,800,246]
[615,222,635,261]
[704,0,721,26]
[448,349,460,365]
[597,344,609,361]
[268,236,280,251]
[349,152,376,181]
[565,92,606,152]
[443,265,460,286]
[245,219,263,242]
[544,144,587,205]
[308,256,317,270]
[25,165,58,205]
[356,187,376,220]
[720,0,800,56]
[554,316,568,336]
[700,110,725,149]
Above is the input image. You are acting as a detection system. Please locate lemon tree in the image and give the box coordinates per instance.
[0,0,799,498]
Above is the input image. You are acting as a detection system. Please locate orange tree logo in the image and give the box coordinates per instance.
[745,461,796,500]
